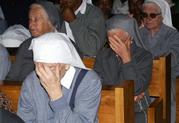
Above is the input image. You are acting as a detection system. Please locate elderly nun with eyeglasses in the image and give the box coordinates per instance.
[138,0,179,123]
[94,14,153,123]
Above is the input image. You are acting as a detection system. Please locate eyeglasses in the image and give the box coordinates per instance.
[141,12,161,19]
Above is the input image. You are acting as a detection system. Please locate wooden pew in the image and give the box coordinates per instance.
[82,56,171,123]
[0,80,135,123]
[99,81,134,123]
[176,77,179,122]
[148,56,171,123]
[0,81,21,112]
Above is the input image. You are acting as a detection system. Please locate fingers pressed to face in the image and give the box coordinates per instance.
[36,62,69,81]
[35,63,48,83]
[109,34,125,47]
[109,36,120,51]
[35,63,43,77]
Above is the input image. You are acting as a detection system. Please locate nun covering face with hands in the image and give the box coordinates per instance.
[17,32,102,123]
[139,0,179,122]
[94,14,153,123]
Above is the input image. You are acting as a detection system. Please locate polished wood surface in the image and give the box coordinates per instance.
[147,98,163,123]
[0,81,21,112]
[99,81,134,123]
[82,56,171,123]
[148,56,171,123]
[4,56,171,122]
[0,80,135,123]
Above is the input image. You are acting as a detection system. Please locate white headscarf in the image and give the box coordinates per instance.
[29,32,86,69]
[144,0,174,29]
[0,24,31,47]
[85,0,92,4]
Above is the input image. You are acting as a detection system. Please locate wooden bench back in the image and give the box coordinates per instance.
[148,56,171,123]
[82,58,135,122]
[99,81,134,123]
[0,80,135,123]
[82,56,171,123]
[0,82,21,112]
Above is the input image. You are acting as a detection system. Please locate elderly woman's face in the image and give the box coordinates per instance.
[29,5,54,37]
[142,3,163,31]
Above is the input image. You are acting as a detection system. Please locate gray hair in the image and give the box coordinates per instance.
[106,14,147,49]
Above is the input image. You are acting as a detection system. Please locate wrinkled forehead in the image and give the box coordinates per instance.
[108,29,129,36]
[107,29,130,42]
[142,2,161,13]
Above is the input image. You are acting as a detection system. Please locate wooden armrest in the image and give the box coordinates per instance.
[148,97,163,123]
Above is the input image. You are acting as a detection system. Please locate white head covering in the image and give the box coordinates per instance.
[29,32,86,69]
[165,0,174,7]
[0,24,31,47]
[144,0,175,29]
[85,0,92,4]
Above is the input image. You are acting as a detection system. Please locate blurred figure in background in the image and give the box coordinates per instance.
[59,0,106,57]
[92,0,114,19]
[138,0,179,122]
[6,1,62,81]
[128,0,144,26]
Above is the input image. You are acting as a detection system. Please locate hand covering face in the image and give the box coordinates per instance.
[106,14,146,49]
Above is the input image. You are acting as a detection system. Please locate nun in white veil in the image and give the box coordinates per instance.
[139,1,179,122]
[17,32,102,123]
[144,0,175,28]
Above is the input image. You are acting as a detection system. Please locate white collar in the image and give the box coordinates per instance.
[75,0,87,15]
[61,66,76,89]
